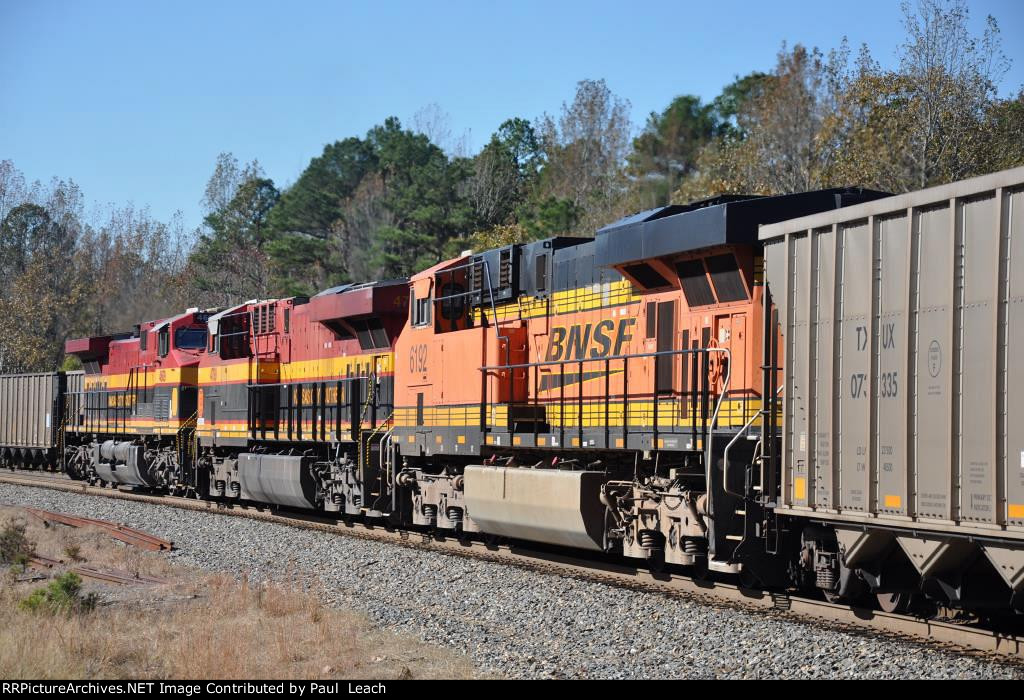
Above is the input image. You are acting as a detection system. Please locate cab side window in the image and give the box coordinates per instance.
[411,291,431,327]
[158,327,170,357]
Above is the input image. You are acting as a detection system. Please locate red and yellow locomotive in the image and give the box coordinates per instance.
[64,309,209,489]
[189,282,406,513]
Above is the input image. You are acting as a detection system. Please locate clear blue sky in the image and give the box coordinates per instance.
[2,0,1022,232]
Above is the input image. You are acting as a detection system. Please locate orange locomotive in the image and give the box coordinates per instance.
[390,190,880,576]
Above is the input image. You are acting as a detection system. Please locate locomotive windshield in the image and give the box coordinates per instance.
[174,326,208,349]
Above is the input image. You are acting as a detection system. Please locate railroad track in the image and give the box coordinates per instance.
[3,469,1023,665]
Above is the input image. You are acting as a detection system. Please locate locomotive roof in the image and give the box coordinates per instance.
[595,188,889,267]
[314,279,407,297]
[207,301,262,335]
[150,310,195,333]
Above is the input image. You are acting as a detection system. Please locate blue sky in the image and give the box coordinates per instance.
[2,0,1022,232]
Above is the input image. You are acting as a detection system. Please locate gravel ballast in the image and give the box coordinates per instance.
[2,483,1021,679]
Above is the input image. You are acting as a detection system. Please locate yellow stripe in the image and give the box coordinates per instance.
[196,428,250,438]
[70,418,189,432]
[198,362,277,384]
[474,280,640,323]
[83,367,195,390]
[196,353,395,386]
[1009,504,1024,519]
[393,398,762,429]
[280,353,394,383]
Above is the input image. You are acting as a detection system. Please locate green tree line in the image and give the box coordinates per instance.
[1,0,1021,372]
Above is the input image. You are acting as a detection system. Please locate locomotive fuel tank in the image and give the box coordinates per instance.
[94,439,156,487]
[463,466,606,551]
[237,452,318,509]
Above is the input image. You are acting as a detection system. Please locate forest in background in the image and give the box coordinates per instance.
[1,0,1022,373]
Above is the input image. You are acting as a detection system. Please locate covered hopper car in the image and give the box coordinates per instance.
[760,167,1024,612]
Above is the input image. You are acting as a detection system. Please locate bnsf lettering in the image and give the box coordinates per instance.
[546,318,635,362]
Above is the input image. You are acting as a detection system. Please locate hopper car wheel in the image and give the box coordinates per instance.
[739,567,761,590]
[876,591,913,614]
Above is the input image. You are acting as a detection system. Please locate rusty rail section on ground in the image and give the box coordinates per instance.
[27,553,169,586]
[24,506,173,551]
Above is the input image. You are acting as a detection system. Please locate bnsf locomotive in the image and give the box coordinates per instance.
[3,167,1024,617]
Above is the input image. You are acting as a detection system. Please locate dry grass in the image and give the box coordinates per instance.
[0,507,477,680]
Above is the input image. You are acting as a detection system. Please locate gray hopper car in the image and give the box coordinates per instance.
[0,370,82,468]
[760,166,1024,599]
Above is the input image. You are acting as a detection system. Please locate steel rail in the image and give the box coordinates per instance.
[24,506,173,551]
[1,470,1022,664]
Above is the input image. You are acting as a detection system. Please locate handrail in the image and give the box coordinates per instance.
[430,257,512,431]
[245,374,381,442]
[247,375,370,389]
[721,384,783,499]
[479,345,732,462]
[433,256,511,357]
[704,347,731,490]
[479,346,720,371]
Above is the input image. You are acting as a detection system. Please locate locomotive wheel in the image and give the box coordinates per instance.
[647,549,666,574]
